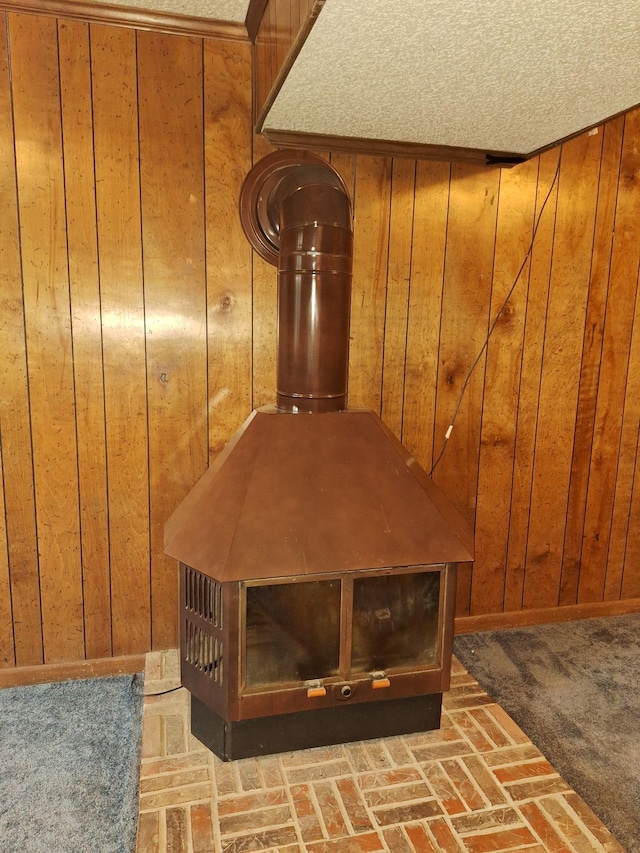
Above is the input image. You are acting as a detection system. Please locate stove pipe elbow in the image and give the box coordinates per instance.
[240,152,353,414]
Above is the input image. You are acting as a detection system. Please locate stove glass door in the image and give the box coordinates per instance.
[244,578,341,689]
[350,570,440,674]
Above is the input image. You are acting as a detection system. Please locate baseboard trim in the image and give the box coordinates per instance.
[455,598,640,635]
[0,653,146,688]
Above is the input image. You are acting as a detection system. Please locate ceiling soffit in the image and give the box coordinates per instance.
[262,0,640,157]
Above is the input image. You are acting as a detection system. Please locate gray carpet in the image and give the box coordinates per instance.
[0,674,145,853]
[454,614,640,853]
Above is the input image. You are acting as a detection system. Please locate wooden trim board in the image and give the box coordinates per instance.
[0,653,146,688]
[261,128,525,166]
[455,598,640,635]
[245,0,268,41]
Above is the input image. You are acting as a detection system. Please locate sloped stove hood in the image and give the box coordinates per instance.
[165,149,473,580]
[164,406,473,582]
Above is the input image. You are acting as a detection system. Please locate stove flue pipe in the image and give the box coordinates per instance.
[239,151,353,414]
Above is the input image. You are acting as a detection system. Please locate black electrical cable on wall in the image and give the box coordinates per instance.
[429,151,563,477]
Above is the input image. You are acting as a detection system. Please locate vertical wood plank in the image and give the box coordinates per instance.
[402,160,450,473]
[91,23,150,656]
[349,155,392,412]
[251,132,278,409]
[503,151,559,612]
[289,0,301,37]
[523,131,602,610]
[433,164,500,615]
[205,39,253,457]
[606,150,640,600]
[329,151,356,206]
[329,150,357,406]
[138,31,208,650]
[471,158,538,615]
[268,0,277,100]
[253,7,269,121]
[619,421,640,600]
[10,13,84,662]
[610,418,639,599]
[559,119,623,605]
[576,115,640,604]
[273,0,290,73]
[0,439,15,666]
[58,19,112,659]
[0,13,43,666]
[432,164,500,513]
[380,158,415,439]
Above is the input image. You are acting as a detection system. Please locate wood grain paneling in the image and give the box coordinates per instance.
[607,110,640,602]
[579,110,640,604]
[0,441,13,665]
[434,164,501,615]
[472,157,538,616]
[349,155,392,412]
[619,420,640,599]
[503,151,560,612]
[250,131,278,409]
[204,39,253,454]
[401,160,451,474]
[58,19,112,660]
[2,8,640,668]
[138,31,208,650]
[523,131,602,610]
[329,151,356,206]
[0,16,43,668]
[10,13,84,663]
[559,118,624,606]
[381,158,416,437]
[91,24,150,656]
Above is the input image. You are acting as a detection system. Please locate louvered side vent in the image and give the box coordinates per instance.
[182,565,224,691]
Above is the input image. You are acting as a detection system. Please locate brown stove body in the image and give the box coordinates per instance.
[165,152,474,761]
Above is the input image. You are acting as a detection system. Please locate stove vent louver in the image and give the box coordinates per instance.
[183,565,224,685]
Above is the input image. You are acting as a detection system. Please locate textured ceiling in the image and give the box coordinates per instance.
[95,0,249,22]
[264,0,640,155]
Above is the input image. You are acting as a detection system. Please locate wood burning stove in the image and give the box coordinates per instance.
[165,152,473,761]
[179,560,455,761]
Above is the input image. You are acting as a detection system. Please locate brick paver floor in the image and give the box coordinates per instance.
[137,650,624,853]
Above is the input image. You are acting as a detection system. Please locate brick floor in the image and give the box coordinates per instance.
[137,652,625,853]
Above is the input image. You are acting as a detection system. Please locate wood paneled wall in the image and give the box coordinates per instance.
[0,12,252,666]
[1,11,639,667]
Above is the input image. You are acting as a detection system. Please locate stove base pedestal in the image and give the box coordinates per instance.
[191,693,443,761]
